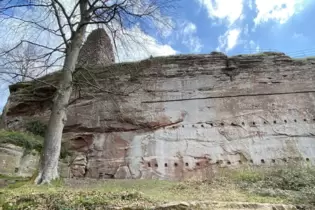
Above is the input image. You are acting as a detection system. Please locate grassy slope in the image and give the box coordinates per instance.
[3,166,315,209]
[0,179,285,210]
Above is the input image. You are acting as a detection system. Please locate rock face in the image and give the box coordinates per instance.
[77,28,114,68]
[3,52,315,180]
[0,144,39,177]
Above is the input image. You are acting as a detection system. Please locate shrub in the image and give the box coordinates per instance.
[263,167,315,191]
[233,169,264,183]
[25,120,47,137]
[233,166,315,205]
[0,130,43,154]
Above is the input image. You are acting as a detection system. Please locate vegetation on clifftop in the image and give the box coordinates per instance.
[0,130,43,153]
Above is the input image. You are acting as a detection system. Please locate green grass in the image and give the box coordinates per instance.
[229,166,315,205]
[0,173,290,210]
[3,165,315,209]
[0,129,43,154]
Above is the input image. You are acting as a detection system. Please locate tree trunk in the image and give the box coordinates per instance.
[35,31,86,184]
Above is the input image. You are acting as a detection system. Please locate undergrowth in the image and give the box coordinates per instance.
[1,165,315,209]
[0,129,70,159]
[0,129,43,153]
[25,121,47,137]
[230,165,315,205]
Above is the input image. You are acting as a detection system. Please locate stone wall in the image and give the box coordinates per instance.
[2,52,315,180]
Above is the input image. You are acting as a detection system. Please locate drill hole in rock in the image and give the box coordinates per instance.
[272,159,276,163]
[304,119,307,122]
[284,120,287,123]
[264,121,267,124]
[306,158,310,162]
[210,123,214,127]
[148,162,151,167]
[201,124,204,128]
[242,122,245,126]
[174,163,178,167]
[165,163,168,167]
[238,160,242,164]
[250,159,253,163]
[196,162,200,166]
[261,159,265,164]
[220,123,224,126]
[273,120,277,124]
[252,122,256,126]
[283,158,287,162]
[294,119,297,122]
[227,161,231,165]
[155,163,158,167]
[185,163,189,166]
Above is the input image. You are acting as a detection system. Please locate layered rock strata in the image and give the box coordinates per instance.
[2,52,315,179]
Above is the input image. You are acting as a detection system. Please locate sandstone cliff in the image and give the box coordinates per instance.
[2,52,315,179]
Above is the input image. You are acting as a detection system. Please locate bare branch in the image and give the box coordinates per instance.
[51,0,69,47]
[0,71,58,88]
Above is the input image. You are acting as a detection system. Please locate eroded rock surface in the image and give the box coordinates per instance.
[77,28,114,68]
[3,52,315,180]
[0,144,39,177]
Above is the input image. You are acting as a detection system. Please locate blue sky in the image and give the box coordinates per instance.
[151,0,315,57]
[0,0,315,113]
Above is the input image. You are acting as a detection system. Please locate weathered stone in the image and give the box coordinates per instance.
[0,144,39,177]
[70,154,87,178]
[3,52,315,180]
[114,166,132,179]
[77,28,114,68]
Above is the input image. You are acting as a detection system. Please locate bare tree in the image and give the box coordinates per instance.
[0,42,49,83]
[0,0,177,184]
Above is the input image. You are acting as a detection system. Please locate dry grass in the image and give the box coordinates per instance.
[0,175,286,210]
[2,165,315,209]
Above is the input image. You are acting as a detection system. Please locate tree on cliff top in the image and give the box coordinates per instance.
[0,0,177,184]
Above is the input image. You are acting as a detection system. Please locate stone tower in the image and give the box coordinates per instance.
[77,28,115,68]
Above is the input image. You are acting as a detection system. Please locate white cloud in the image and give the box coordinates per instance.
[0,1,178,112]
[245,40,261,52]
[113,26,177,62]
[197,0,244,25]
[0,85,9,114]
[248,0,254,10]
[292,32,305,39]
[243,24,249,36]
[254,0,307,25]
[217,28,241,52]
[179,22,203,53]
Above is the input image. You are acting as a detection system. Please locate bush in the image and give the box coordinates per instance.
[233,166,315,205]
[263,167,315,191]
[25,121,47,137]
[0,130,43,153]
[233,169,264,183]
